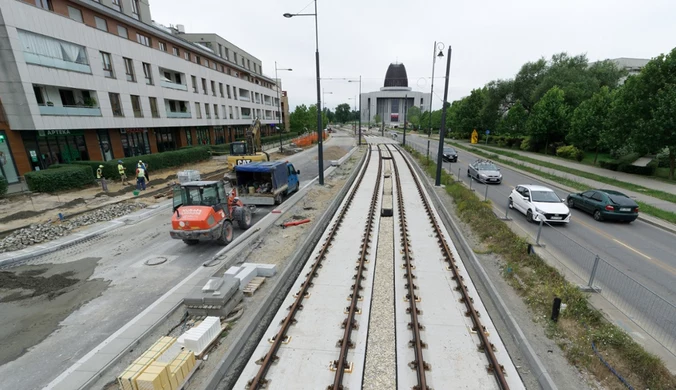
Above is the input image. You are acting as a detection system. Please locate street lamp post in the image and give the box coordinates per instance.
[275,61,292,152]
[403,94,407,146]
[284,0,324,185]
[426,42,445,157]
[348,76,362,145]
[435,46,452,187]
[322,89,332,112]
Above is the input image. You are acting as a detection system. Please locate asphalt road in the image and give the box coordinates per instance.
[387,133,675,345]
[0,131,356,390]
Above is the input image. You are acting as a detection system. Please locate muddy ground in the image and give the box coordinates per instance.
[0,257,110,365]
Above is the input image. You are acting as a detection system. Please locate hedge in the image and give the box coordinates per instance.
[599,152,657,176]
[0,176,8,197]
[26,165,95,193]
[67,146,211,180]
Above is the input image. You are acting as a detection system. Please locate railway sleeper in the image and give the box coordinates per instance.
[336,338,355,349]
[407,322,425,331]
[408,359,432,371]
[477,342,498,353]
[341,318,359,330]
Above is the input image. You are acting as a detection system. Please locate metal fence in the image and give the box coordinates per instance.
[404,140,676,355]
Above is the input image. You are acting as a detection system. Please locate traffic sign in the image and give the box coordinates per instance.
[485,129,490,135]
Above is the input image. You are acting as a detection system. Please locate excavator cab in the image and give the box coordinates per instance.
[226,119,270,168]
[230,141,248,156]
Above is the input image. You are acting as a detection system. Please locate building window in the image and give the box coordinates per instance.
[159,42,166,52]
[219,83,224,98]
[112,0,120,5]
[35,0,53,11]
[109,93,123,117]
[194,55,200,64]
[97,129,114,161]
[21,130,89,170]
[131,95,143,118]
[201,78,207,95]
[131,0,140,15]
[247,59,251,70]
[185,129,193,146]
[224,48,229,61]
[191,76,198,93]
[184,52,191,61]
[101,52,114,78]
[142,62,153,85]
[94,16,108,31]
[196,128,210,145]
[211,81,216,96]
[204,59,209,68]
[233,52,238,64]
[120,130,151,157]
[214,104,219,119]
[214,126,225,144]
[67,6,83,23]
[172,47,179,56]
[228,106,233,119]
[123,58,135,82]
[18,30,89,71]
[226,85,231,99]
[155,129,176,153]
[205,103,211,119]
[136,33,151,47]
[195,102,202,119]
[149,97,159,118]
[222,105,226,119]
[117,25,128,39]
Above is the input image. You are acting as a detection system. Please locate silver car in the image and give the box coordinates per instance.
[467,159,502,184]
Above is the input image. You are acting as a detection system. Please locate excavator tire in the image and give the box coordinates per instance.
[216,220,234,246]
[183,239,199,246]
[233,207,252,230]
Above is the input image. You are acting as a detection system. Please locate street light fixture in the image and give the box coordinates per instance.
[283,0,324,185]
[435,46,453,186]
[426,41,445,157]
[275,61,292,152]
[348,76,362,145]
[322,89,333,112]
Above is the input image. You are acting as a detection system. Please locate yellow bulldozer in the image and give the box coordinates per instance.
[226,118,271,169]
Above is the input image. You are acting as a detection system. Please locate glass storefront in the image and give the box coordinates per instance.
[185,128,193,146]
[214,126,225,145]
[120,129,151,157]
[21,130,89,170]
[0,130,19,183]
[196,127,211,145]
[97,129,114,161]
[155,128,177,152]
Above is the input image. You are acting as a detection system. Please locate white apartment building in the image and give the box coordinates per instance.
[0,0,286,181]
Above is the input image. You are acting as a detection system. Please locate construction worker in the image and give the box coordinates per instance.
[96,164,108,192]
[138,160,150,182]
[117,160,128,185]
[136,164,146,191]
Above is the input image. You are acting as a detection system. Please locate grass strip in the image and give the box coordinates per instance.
[448,142,676,225]
[405,146,676,390]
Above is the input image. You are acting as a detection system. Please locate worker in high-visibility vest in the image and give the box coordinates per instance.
[136,165,146,191]
[117,160,129,185]
[96,164,108,192]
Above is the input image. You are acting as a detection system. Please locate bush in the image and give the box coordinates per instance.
[610,145,635,160]
[73,146,211,180]
[619,162,657,176]
[556,145,584,162]
[520,136,533,151]
[599,160,620,171]
[26,165,95,193]
[0,176,7,197]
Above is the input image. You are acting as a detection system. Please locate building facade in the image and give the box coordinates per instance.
[0,0,287,183]
[360,63,430,127]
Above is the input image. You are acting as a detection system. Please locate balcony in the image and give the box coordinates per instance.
[241,114,251,120]
[239,96,250,102]
[166,111,191,118]
[24,53,91,74]
[38,105,101,116]
[160,80,188,91]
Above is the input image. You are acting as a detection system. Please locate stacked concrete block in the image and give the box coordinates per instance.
[117,337,177,390]
[235,266,258,290]
[240,263,277,277]
[224,266,241,277]
[179,316,221,356]
[183,275,241,317]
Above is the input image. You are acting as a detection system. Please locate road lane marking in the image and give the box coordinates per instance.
[612,238,651,260]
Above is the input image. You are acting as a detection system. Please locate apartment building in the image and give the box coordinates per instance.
[0,0,286,182]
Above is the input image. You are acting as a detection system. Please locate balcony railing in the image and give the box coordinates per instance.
[39,105,102,116]
[166,111,191,118]
[24,53,92,74]
[160,80,188,91]
[239,96,250,102]
[241,114,251,119]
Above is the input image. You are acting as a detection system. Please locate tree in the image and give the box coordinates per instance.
[407,106,421,129]
[454,89,485,138]
[652,84,676,179]
[526,86,569,153]
[568,86,613,163]
[335,103,351,123]
[500,100,528,135]
[513,58,548,113]
[373,113,382,125]
[289,104,309,132]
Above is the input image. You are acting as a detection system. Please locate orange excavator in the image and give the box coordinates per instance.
[169,180,253,246]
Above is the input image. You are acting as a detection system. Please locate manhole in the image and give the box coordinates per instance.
[144,256,168,266]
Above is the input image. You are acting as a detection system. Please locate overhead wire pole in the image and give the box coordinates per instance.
[435,46,452,186]
[348,76,362,145]
[275,62,292,152]
[403,93,407,146]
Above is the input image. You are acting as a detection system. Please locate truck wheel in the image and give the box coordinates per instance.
[183,239,199,246]
[237,207,252,230]
[216,220,234,246]
[274,194,283,205]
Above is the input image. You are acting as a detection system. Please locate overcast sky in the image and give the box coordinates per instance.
[150,0,676,111]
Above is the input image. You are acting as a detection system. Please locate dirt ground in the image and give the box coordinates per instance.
[314,146,347,161]
[0,159,228,233]
[0,257,110,365]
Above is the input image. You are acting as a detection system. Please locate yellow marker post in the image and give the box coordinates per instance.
[471,129,478,144]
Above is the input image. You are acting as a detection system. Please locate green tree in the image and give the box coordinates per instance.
[513,58,548,112]
[407,106,421,129]
[335,103,351,123]
[652,84,676,179]
[454,89,485,138]
[373,113,382,126]
[568,86,613,163]
[481,80,513,132]
[289,104,309,132]
[500,100,528,135]
[526,86,569,153]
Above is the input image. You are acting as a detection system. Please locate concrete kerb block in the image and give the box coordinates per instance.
[235,266,257,290]
[404,149,559,390]
[240,263,277,277]
[224,266,242,277]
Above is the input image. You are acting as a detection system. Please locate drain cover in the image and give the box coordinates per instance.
[144,256,168,266]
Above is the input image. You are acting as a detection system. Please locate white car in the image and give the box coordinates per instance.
[508,185,571,224]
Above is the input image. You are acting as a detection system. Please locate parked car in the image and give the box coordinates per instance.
[509,184,571,224]
[566,189,639,222]
[467,159,502,183]
[442,147,458,162]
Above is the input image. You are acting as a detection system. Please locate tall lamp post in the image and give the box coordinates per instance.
[435,46,452,186]
[348,76,361,145]
[275,61,292,152]
[322,89,332,112]
[426,42,445,157]
[284,0,324,185]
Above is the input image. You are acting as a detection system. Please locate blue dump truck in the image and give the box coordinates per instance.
[233,161,300,205]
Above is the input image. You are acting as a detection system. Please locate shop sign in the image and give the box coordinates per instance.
[37,130,84,137]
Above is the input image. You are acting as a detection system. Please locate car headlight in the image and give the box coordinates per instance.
[479,173,486,178]
[535,208,544,214]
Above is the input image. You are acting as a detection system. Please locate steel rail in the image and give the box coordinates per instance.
[387,144,430,390]
[330,145,383,389]
[391,144,510,390]
[246,145,374,390]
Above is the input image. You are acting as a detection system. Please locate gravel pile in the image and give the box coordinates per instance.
[0,202,146,253]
